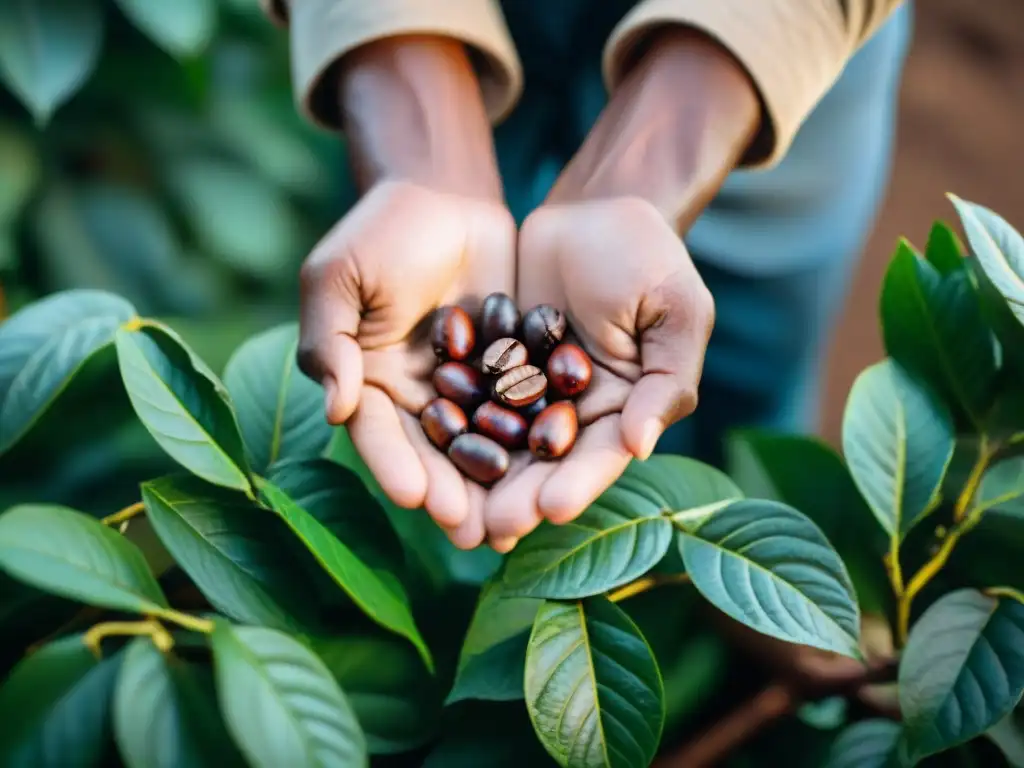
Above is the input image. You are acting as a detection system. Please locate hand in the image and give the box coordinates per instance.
[484,197,715,545]
[298,179,516,548]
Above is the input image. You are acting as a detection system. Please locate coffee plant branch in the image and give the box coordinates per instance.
[985,586,1024,604]
[100,501,145,527]
[82,619,174,658]
[607,572,691,602]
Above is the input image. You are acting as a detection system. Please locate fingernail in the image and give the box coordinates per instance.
[639,419,661,460]
[323,376,338,421]
[490,536,519,554]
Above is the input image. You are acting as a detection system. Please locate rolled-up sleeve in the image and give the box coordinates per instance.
[602,0,906,168]
[259,0,523,131]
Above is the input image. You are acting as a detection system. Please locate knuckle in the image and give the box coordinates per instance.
[693,283,716,328]
[615,196,664,229]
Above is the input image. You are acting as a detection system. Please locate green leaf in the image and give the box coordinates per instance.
[116,322,251,492]
[212,622,367,768]
[169,159,301,280]
[898,589,1024,762]
[0,0,103,123]
[950,195,1024,328]
[842,359,955,541]
[880,241,996,426]
[925,220,965,275]
[114,638,244,768]
[987,711,1024,768]
[677,499,861,658]
[0,289,135,455]
[311,633,440,754]
[256,478,432,671]
[0,635,123,767]
[223,324,331,473]
[0,126,39,225]
[448,579,541,704]
[978,456,1024,517]
[968,256,1024,382]
[141,475,321,631]
[501,457,739,599]
[525,597,664,768]
[115,0,216,57]
[0,505,168,613]
[824,720,901,768]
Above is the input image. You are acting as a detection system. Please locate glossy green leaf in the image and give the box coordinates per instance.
[211,622,367,768]
[880,240,995,426]
[501,457,740,599]
[968,256,1024,381]
[116,322,251,492]
[977,456,1024,522]
[0,289,135,454]
[925,220,965,275]
[0,635,122,767]
[899,588,1024,762]
[677,499,861,658]
[448,579,541,704]
[842,359,954,541]
[114,638,244,768]
[115,0,216,57]
[311,633,440,754]
[525,597,663,768]
[256,478,432,670]
[141,475,320,631]
[223,324,331,473]
[0,505,167,613]
[0,126,39,225]
[951,195,1024,328]
[0,0,103,123]
[824,720,901,768]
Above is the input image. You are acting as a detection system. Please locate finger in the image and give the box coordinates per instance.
[621,282,714,459]
[539,415,632,524]
[489,535,519,554]
[348,386,427,509]
[444,483,487,550]
[399,411,468,528]
[484,458,554,539]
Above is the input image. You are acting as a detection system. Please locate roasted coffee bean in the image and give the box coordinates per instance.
[433,362,487,409]
[430,305,475,361]
[479,292,520,344]
[448,433,510,485]
[528,401,578,460]
[420,398,468,451]
[518,395,548,422]
[481,337,528,375]
[521,304,567,358]
[493,364,547,407]
[472,401,528,450]
[546,343,593,398]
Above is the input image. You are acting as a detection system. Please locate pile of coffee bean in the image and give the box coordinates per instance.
[422,292,593,485]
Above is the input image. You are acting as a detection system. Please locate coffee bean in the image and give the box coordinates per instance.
[528,401,578,460]
[448,433,510,485]
[521,304,566,358]
[430,305,475,361]
[493,364,547,407]
[481,337,528,375]
[472,401,528,450]
[546,343,593,398]
[421,398,468,451]
[518,395,548,422]
[433,362,487,409]
[479,292,520,344]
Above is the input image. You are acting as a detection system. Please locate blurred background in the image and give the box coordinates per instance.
[1,0,1023,507]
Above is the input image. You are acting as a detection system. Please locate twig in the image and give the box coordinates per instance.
[102,501,145,527]
[607,573,690,603]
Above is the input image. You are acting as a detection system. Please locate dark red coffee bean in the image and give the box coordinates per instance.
[433,362,487,409]
[518,395,548,422]
[448,433,510,485]
[521,305,567,358]
[420,398,468,451]
[479,292,520,345]
[493,364,547,407]
[546,343,593,398]
[528,401,578,460]
[472,401,528,450]
[481,337,528,375]
[430,305,475,361]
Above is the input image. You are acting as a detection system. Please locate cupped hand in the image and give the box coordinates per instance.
[485,197,715,548]
[297,179,515,548]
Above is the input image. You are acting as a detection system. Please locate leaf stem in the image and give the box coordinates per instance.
[150,607,215,634]
[607,573,690,603]
[985,586,1024,604]
[886,541,904,597]
[82,619,174,658]
[954,438,992,523]
[101,501,145,527]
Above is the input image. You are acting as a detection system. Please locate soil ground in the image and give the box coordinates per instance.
[819,0,1024,443]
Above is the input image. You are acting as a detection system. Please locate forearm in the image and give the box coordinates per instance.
[548,27,760,233]
[337,35,502,201]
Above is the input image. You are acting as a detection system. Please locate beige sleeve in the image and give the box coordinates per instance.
[603,0,905,168]
[258,0,522,131]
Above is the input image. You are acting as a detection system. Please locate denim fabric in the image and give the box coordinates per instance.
[493,2,914,462]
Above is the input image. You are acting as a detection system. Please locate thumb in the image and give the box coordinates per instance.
[620,280,715,459]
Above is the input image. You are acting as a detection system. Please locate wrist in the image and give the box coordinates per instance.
[337,35,503,201]
[548,27,760,232]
